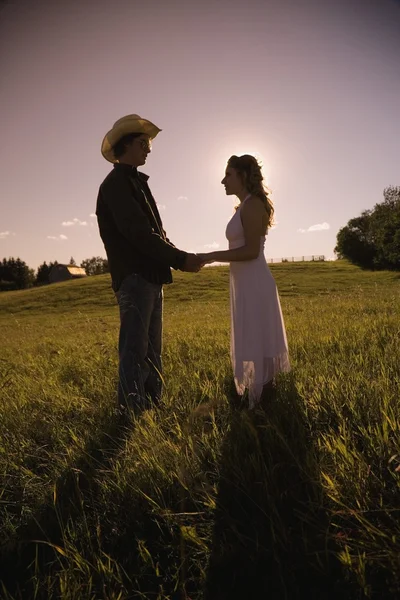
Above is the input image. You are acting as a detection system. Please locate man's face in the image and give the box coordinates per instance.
[127,134,152,167]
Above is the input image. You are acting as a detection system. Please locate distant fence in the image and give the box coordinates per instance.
[266,255,326,263]
[205,255,328,268]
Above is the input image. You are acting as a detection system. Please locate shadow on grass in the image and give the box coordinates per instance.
[0,408,135,599]
[204,374,356,600]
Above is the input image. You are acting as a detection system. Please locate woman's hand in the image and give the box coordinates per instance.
[196,253,215,265]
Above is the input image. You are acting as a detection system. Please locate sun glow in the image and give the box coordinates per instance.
[214,146,273,182]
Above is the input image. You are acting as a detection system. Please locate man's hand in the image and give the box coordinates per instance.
[182,253,203,272]
[196,253,213,265]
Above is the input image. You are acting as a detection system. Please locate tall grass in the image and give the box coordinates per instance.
[0,261,399,599]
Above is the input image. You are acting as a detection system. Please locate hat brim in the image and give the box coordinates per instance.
[101,117,161,163]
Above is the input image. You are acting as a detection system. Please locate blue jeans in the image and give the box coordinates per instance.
[115,273,163,411]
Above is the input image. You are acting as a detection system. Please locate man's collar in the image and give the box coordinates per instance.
[113,163,149,181]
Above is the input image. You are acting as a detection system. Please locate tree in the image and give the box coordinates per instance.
[335,211,376,268]
[0,257,35,290]
[69,256,76,265]
[35,261,59,286]
[36,261,51,285]
[80,256,109,276]
[335,187,400,270]
[370,186,400,269]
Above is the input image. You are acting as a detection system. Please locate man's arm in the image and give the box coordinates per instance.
[102,174,187,269]
[102,175,202,272]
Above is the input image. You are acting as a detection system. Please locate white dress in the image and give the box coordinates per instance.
[226,195,290,408]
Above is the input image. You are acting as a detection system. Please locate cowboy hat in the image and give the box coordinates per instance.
[101,114,162,163]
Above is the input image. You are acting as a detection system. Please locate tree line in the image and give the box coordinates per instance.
[335,186,400,269]
[0,256,109,291]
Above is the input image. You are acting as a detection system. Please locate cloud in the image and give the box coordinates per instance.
[204,241,220,249]
[177,195,188,201]
[297,222,330,234]
[62,218,88,227]
[47,234,68,241]
[308,222,330,232]
[0,231,15,239]
[157,204,166,211]
[89,213,96,218]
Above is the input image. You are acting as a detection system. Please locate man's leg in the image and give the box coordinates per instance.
[116,274,159,412]
[144,287,163,403]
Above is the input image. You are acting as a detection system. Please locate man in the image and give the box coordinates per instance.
[96,114,202,414]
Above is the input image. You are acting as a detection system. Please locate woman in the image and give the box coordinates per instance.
[198,155,290,408]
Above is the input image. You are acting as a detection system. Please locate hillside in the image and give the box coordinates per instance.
[0,260,399,599]
[0,260,398,316]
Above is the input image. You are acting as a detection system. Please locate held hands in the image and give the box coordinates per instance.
[182,253,215,273]
[182,253,204,273]
[196,253,214,266]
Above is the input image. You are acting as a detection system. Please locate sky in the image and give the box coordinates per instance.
[0,0,399,271]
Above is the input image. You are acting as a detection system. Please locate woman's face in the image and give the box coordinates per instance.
[221,167,245,196]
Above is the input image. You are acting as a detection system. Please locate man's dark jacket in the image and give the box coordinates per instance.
[96,163,187,291]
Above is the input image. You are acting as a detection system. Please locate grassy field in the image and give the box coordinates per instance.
[0,260,399,599]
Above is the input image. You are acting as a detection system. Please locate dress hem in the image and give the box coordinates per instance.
[234,352,291,409]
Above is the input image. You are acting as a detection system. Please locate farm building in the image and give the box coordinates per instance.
[49,264,87,283]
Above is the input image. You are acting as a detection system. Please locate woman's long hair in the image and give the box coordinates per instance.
[227,154,274,228]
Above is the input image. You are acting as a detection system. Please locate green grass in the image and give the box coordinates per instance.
[0,260,399,599]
